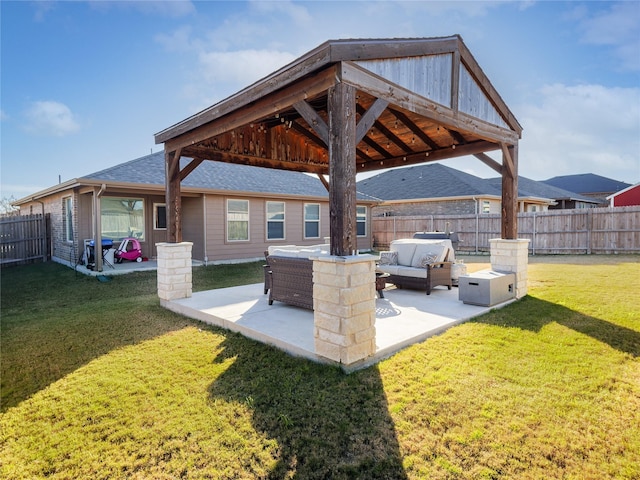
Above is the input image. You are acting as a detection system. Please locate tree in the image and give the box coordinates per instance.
[0,196,20,216]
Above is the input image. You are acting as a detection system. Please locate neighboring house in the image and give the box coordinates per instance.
[607,183,640,207]
[542,173,632,205]
[14,151,377,267]
[485,176,600,210]
[356,163,569,216]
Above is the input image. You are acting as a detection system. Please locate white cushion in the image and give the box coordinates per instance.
[390,240,417,266]
[267,245,298,255]
[395,266,428,278]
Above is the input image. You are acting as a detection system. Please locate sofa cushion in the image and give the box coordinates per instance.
[377,264,402,276]
[395,265,428,279]
[411,241,449,266]
[379,251,398,266]
[414,253,440,268]
[390,240,417,266]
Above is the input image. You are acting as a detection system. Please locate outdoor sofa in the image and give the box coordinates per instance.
[265,244,330,310]
[376,238,454,295]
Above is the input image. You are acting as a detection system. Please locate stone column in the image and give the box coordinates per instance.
[157,242,193,303]
[489,238,530,299]
[313,255,377,366]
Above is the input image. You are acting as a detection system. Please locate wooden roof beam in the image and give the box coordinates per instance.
[341,61,519,145]
[357,140,500,173]
[387,107,439,150]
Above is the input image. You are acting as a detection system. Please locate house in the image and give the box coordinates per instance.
[485,176,600,210]
[607,183,640,207]
[13,151,377,268]
[355,163,593,216]
[542,173,632,205]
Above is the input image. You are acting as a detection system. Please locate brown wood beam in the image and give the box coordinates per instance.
[355,98,389,144]
[361,136,394,159]
[317,173,330,192]
[328,82,357,256]
[163,65,337,154]
[179,157,203,181]
[165,148,182,243]
[501,144,518,239]
[341,61,520,145]
[356,103,411,152]
[473,152,502,175]
[356,140,500,173]
[183,147,329,174]
[289,121,327,149]
[500,142,515,179]
[387,107,439,150]
[293,100,328,146]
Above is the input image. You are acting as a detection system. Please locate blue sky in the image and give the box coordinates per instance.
[2,0,639,201]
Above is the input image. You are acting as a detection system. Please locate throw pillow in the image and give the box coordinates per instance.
[379,251,398,266]
[418,253,438,268]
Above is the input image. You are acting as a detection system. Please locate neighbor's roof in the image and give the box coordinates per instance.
[356,163,594,203]
[356,163,502,201]
[542,173,631,195]
[486,176,599,204]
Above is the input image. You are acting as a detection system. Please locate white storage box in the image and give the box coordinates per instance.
[459,270,515,306]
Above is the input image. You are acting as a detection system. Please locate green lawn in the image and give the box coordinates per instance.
[1,257,639,479]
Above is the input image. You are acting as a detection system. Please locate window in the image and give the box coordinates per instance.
[101,197,145,241]
[154,203,167,230]
[304,203,320,239]
[266,201,285,240]
[227,199,249,241]
[356,205,367,237]
[482,200,491,214]
[63,197,73,242]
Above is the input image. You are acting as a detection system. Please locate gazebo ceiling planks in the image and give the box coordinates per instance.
[156,36,523,248]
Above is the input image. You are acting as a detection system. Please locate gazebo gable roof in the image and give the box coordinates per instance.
[155,36,521,176]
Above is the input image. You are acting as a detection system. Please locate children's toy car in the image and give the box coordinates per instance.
[115,238,143,263]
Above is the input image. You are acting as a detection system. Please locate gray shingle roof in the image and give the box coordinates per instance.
[356,163,502,200]
[82,151,331,198]
[356,163,600,204]
[542,173,631,194]
[486,176,597,203]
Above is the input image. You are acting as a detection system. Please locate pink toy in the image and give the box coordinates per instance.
[115,238,143,263]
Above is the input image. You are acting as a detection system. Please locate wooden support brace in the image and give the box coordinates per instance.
[317,173,330,192]
[180,157,204,181]
[355,98,389,144]
[293,100,328,146]
[474,152,502,175]
[500,142,515,179]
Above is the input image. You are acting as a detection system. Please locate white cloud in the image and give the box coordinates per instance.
[198,49,297,87]
[517,83,640,181]
[576,1,640,71]
[24,101,81,136]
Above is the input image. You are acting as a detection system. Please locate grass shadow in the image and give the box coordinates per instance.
[472,296,640,357]
[0,263,198,411]
[208,334,409,479]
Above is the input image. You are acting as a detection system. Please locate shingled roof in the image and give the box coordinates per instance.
[486,176,598,204]
[356,163,599,204]
[81,151,331,198]
[356,163,500,201]
[542,173,631,195]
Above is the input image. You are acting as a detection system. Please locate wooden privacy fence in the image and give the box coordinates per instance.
[0,214,50,266]
[372,206,640,254]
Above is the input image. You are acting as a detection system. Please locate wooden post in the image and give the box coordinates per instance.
[501,144,518,239]
[328,82,357,256]
[165,149,182,243]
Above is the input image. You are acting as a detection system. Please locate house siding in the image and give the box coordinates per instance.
[373,199,478,217]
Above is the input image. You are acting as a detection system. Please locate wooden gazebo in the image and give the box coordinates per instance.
[155,36,522,255]
[155,36,525,367]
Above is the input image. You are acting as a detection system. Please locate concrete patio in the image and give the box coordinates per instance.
[163,281,515,371]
